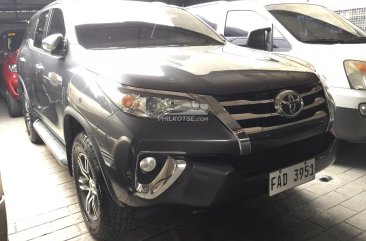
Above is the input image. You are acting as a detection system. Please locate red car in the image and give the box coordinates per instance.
[0,30,25,117]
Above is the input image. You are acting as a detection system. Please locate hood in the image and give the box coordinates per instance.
[76,44,319,95]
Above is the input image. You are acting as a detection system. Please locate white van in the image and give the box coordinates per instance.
[188,1,366,142]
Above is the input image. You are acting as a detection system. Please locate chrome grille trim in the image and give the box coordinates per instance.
[231,97,326,121]
[301,85,322,97]
[220,85,323,108]
[221,99,274,107]
[233,112,279,121]
[191,94,251,155]
[304,97,326,110]
[243,111,327,135]
[214,83,329,136]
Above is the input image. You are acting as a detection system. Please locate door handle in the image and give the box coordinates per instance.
[19,57,26,63]
[35,63,44,72]
[48,72,62,86]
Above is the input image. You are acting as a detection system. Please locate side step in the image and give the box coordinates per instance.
[33,119,68,167]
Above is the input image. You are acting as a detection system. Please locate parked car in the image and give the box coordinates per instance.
[0,30,25,117]
[0,172,8,241]
[188,1,366,143]
[18,1,337,240]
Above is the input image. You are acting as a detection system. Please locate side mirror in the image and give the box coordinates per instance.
[42,34,67,56]
[247,27,273,51]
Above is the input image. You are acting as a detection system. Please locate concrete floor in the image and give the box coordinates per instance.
[0,98,366,241]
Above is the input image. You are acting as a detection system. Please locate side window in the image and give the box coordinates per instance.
[225,10,291,51]
[34,10,50,48]
[47,9,66,37]
[273,28,292,52]
[225,11,268,37]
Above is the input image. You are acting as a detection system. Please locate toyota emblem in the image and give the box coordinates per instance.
[275,90,304,118]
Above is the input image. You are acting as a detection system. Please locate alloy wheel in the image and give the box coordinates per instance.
[76,153,99,221]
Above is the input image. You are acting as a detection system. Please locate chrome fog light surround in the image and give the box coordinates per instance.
[135,156,186,199]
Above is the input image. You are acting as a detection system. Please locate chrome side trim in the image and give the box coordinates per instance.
[135,157,186,200]
[243,111,327,135]
[191,94,251,155]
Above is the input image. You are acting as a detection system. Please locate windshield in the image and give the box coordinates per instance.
[74,5,224,49]
[266,4,366,44]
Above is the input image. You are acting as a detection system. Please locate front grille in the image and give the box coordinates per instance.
[215,82,329,136]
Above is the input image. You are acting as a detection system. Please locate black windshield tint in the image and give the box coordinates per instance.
[76,22,222,49]
[74,6,224,49]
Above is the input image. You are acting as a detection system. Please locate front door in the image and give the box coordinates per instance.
[34,8,68,140]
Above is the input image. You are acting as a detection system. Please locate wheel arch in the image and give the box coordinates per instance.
[64,106,94,176]
[63,106,121,206]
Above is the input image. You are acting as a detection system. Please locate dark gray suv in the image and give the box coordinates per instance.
[18,1,338,240]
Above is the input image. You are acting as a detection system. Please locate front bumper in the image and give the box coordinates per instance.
[329,87,366,142]
[100,124,337,207]
[136,134,337,207]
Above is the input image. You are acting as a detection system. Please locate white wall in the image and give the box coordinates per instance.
[308,0,366,10]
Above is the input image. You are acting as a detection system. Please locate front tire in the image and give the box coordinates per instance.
[6,90,22,117]
[72,132,136,240]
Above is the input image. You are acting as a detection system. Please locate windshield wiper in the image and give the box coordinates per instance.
[302,38,346,44]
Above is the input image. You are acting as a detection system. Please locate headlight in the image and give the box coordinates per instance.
[8,64,17,73]
[344,60,366,90]
[98,78,208,118]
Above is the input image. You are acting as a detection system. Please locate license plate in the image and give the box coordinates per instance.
[269,159,315,196]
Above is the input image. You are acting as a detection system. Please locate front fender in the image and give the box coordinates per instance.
[63,106,122,206]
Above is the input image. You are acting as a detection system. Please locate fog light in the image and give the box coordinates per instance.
[139,157,157,172]
[359,103,366,116]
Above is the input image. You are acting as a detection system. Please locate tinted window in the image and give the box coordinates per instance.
[47,9,66,36]
[34,10,50,48]
[75,7,224,49]
[272,29,292,51]
[267,4,366,43]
